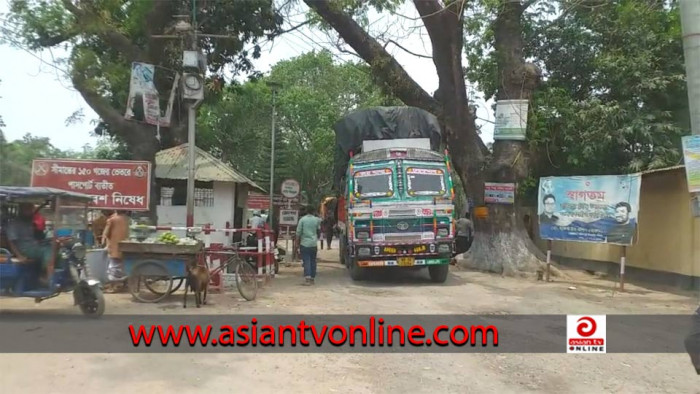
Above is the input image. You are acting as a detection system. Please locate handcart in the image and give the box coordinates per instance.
[121,239,260,302]
[121,241,202,303]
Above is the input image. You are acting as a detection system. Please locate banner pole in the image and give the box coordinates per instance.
[546,240,552,282]
[619,246,627,291]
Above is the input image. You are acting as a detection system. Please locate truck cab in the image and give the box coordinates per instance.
[339,138,455,282]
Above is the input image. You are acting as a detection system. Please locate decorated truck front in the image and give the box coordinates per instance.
[333,106,455,283]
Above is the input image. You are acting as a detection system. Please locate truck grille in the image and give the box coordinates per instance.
[388,209,415,217]
[383,233,423,242]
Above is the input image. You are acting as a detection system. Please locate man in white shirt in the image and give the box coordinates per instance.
[249,211,265,229]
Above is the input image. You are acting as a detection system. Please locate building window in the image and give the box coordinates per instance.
[159,183,214,207]
[194,187,214,207]
[160,187,175,206]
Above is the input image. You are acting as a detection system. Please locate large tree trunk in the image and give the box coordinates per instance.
[305,0,558,276]
[459,0,553,276]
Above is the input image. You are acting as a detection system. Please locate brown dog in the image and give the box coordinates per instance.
[183,263,209,308]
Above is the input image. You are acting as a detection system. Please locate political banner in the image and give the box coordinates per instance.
[125,62,161,126]
[537,175,641,245]
[681,135,700,193]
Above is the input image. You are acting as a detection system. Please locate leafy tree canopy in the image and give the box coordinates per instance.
[465,0,689,186]
[197,49,400,207]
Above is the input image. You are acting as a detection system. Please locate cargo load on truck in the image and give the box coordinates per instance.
[332,106,442,191]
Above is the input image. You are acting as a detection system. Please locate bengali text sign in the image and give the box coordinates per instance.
[31,159,151,211]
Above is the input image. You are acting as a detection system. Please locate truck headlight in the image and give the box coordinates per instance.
[358,247,371,256]
[437,228,449,237]
[438,244,451,254]
[356,231,369,240]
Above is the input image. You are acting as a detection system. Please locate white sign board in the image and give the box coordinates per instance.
[494,99,528,141]
[362,138,431,152]
[279,209,299,226]
[484,182,515,204]
[280,179,300,199]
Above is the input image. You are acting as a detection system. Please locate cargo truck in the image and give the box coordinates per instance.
[333,107,456,282]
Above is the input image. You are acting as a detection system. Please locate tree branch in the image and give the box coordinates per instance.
[382,39,432,59]
[278,20,311,35]
[71,75,132,136]
[60,0,147,63]
[145,0,177,63]
[303,0,439,113]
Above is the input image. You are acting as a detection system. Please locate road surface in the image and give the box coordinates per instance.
[1,244,698,393]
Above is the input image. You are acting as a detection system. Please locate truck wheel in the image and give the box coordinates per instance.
[348,258,366,281]
[428,264,449,283]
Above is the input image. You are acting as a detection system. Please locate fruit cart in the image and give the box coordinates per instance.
[121,233,203,303]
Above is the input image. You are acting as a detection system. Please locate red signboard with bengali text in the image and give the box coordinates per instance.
[30,159,151,211]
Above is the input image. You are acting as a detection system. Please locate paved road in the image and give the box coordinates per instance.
[0,246,698,393]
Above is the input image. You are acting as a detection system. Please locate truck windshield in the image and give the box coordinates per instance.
[405,167,446,196]
[353,169,394,198]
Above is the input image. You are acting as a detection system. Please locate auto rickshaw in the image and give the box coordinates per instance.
[0,186,105,317]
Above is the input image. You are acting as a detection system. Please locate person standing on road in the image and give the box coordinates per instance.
[92,210,112,247]
[455,212,474,254]
[296,206,322,286]
[103,210,129,283]
[249,210,265,229]
[320,215,334,250]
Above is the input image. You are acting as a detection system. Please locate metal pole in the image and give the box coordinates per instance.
[681,0,700,135]
[268,88,277,227]
[620,246,627,292]
[186,103,196,227]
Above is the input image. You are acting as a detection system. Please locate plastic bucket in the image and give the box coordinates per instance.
[85,249,109,283]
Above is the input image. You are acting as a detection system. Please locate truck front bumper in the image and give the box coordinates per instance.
[356,257,450,267]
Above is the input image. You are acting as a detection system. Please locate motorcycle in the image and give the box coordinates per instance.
[245,232,283,274]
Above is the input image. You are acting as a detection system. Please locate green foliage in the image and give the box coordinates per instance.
[0,133,70,186]
[465,0,689,185]
[198,50,400,207]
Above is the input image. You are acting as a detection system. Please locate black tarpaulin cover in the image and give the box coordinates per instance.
[332,106,442,191]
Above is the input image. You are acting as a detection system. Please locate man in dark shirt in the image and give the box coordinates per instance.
[539,194,559,225]
[605,202,636,244]
[6,203,53,286]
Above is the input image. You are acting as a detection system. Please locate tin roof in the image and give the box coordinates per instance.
[0,186,93,202]
[155,144,265,193]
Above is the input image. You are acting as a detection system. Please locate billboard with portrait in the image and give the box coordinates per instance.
[537,175,641,245]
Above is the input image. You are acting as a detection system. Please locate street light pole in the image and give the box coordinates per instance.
[266,81,282,228]
[186,102,197,227]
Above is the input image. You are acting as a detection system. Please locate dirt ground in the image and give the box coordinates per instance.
[1,242,698,393]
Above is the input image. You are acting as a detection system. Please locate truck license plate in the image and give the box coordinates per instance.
[398,257,415,266]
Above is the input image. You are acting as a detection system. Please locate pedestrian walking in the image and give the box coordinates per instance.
[103,210,129,283]
[321,215,334,250]
[296,205,322,285]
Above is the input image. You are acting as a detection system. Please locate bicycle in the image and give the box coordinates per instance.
[208,243,259,301]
